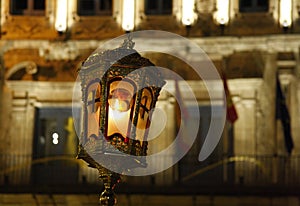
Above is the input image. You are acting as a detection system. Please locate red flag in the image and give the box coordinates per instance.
[222,74,238,123]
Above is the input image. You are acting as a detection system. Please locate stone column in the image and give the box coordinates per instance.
[258,52,277,155]
[259,52,277,183]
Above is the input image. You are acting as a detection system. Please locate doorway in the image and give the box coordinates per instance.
[32,107,80,186]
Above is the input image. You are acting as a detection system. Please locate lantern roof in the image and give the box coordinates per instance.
[79,35,165,89]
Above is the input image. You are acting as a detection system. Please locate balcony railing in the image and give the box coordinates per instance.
[1,154,300,193]
[179,154,300,187]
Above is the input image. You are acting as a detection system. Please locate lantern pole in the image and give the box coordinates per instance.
[77,145,120,206]
[99,170,120,206]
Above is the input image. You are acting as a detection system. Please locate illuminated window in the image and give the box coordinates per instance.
[239,0,269,12]
[10,0,45,15]
[145,0,172,15]
[77,0,112,16]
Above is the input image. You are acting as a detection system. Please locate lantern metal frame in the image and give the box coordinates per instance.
[77,35,166,206]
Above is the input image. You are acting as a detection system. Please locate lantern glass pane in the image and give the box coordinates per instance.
[87,82,101,139]
[107,80,135,139]
[135,88,153,142]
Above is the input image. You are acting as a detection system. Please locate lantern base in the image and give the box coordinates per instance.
[77,145,121,206]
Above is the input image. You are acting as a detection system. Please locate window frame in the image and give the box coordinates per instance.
[77,0,113,16]
[10,0,46,16]
[239,0,269,13]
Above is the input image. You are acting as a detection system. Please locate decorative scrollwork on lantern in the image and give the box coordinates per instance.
[77,35,166,206]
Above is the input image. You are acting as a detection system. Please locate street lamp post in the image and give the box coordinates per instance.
[77,35,165,206]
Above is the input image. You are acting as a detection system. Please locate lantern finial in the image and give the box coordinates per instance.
[121,34,135,49]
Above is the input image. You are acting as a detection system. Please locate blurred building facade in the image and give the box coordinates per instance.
[0,0,300,200]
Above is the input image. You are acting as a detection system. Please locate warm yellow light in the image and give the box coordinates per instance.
[122,0,135,31]
[108,104,130,137]
[55,0,68,33]
[111,99,128,112]
[182,0,195,26]
[108,87,133,112]
[214,0,229,25]
[280,0,292,27]
[107,83,133,137]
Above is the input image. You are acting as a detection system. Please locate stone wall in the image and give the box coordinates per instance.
[1,0,300,40]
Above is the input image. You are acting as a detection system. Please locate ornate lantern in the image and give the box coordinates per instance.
[77,36,166,206]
